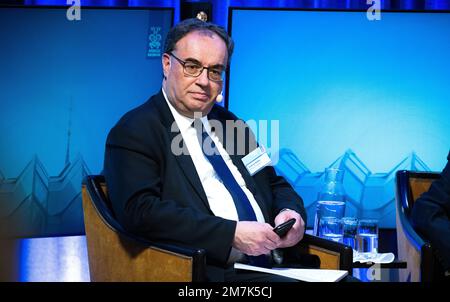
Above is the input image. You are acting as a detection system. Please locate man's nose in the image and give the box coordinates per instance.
[196,68,210,86]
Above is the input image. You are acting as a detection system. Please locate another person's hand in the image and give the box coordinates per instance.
[232,221,281,256]
[274,209,305,248]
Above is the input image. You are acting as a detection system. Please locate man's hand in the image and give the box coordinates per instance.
[274,209,305,248]
[232,221,281,256]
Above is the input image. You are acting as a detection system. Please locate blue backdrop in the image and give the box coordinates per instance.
[228,9,450,228]
[1,0,449,282]
[0,6,172,237]
[1,0,449,236]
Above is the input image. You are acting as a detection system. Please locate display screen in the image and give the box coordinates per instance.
[228,9,450,227]
[0,6,173,237]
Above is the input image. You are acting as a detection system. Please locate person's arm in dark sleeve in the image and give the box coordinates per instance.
[103,119,236,266]
[412,152,450,270]
[265,166,307,226]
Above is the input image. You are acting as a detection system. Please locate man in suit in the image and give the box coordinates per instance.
[412,151,450,277]
[103,18,306,281]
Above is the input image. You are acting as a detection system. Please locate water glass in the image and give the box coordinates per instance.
[342,217,358,251]
[356,219,378,258]
[319,217,344,243]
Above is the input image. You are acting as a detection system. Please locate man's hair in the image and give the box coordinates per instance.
[163,18,234,64]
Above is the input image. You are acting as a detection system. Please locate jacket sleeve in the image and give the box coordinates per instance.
[266,165,307,225]
[103,116,236,266]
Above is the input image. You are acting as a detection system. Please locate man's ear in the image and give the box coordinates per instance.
[162,53,171,79]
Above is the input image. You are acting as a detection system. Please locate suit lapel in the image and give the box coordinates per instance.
[153,91,210,211]
[168,131,211,210]
[153,92,269,219]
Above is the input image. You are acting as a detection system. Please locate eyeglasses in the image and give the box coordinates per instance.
[168,52,225,82]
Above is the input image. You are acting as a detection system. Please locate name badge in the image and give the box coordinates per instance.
[242,146,272,176]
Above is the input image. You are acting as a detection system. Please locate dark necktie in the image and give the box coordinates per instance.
[193,121,271,268]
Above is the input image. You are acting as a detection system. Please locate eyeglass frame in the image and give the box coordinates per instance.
[167,52,225,82]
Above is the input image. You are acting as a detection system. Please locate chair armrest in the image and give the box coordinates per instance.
[106,232,207,282]
[396,202,433,282]
[82,184,206,282]
[287,234,353,274]
[121,233,207,282]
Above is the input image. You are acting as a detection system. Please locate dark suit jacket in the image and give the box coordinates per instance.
[412,151,450,271]
[103,90,306,280]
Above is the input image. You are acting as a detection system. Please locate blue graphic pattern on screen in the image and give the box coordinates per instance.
[228,10,450,228]
[0,7,172,237]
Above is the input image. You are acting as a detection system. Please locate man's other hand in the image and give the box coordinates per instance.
[274,209,305,248]
[232,221,281,256]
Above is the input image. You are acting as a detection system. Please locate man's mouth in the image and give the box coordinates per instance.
[189,92,210,101]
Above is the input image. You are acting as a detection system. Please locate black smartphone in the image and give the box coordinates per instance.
[273,218,296,238]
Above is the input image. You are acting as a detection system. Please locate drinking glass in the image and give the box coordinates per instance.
[319,217,344,243]
[342,217,358,251]
[356,219,378,259]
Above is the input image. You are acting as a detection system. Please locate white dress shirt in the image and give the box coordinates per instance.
[162,89,265,225]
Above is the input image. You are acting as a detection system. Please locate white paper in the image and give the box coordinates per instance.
[234,263,348,282]
[353,252,395,264]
